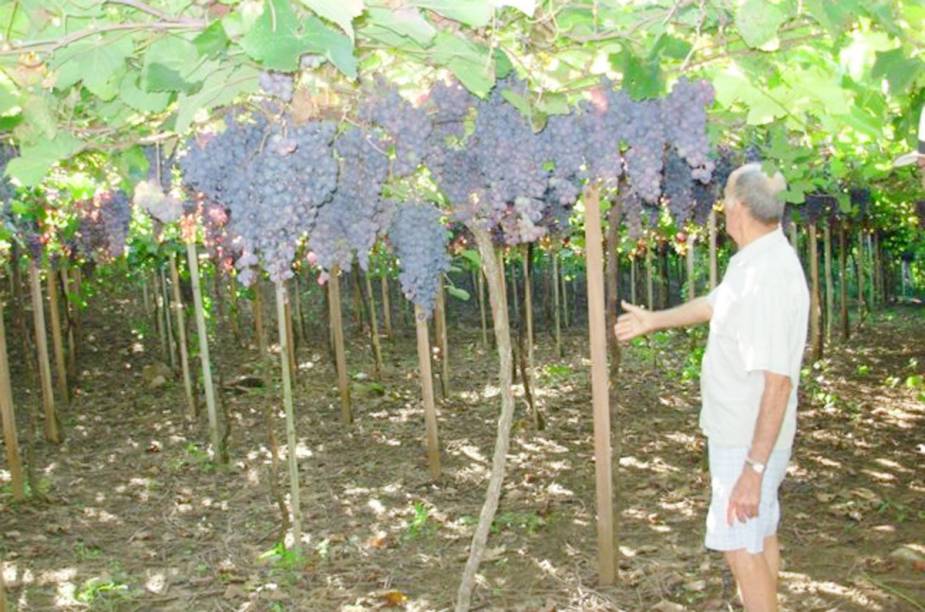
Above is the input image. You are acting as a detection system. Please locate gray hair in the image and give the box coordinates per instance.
[724,162,787,223]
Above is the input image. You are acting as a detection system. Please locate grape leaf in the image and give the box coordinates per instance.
[303,16,358,79]
[142,36,202,93]
[240,0,313,71]
[51,34,134,100]
[362,6,436,46]
[431,32,494,97]
[120,75,172,113]
[446,286,470,301]
[735,0,787,49]
[297,0,363,39]
[872,48,923,95]
[194,21,230,58]
[175,64,260,133]
[493,0,535,16]
[416,0,493,28]
[5,133,84,186]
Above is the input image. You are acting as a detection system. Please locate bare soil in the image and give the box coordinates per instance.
[1,294,923,611]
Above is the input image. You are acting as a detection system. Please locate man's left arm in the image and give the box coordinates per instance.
[726,372,792,526]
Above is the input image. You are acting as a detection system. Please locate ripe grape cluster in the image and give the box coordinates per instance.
[75,191,133,261]
[181,113,338,284]
[310,127,392,272]
[134,179,182,223]
[259,71,295,103]
[662,78,716,182]
[360,79,432,177]
[387,201,450,316]
[663,151,695,226]
[803,194,835,223]
[621,99,666,203]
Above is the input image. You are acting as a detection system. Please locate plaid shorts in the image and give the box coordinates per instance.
[704,442,791,554]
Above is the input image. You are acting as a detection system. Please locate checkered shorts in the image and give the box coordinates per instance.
[704,442,791,554]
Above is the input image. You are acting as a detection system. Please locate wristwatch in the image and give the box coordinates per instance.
[745,456,766,475]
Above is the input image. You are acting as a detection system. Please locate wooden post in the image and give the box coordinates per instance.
[154,270,168,361]
[808,223,822,362]
[274,281,303,552]
[509,257,520,327]
[285,297,297,382]
[169,254,196,418]
[522,252,536,423]
[414,305,441,480]
[29,263,60,443]
[434,277,449,399]
[380,274,393,340]
[162,267,177,371]
[630,256,637,304]
[708,209,718,290]
[142,274,152,318]
[856,230,866,322]
[823,222,834,344]
[838,224,850,340]
[560,258,569,328]
[328,268,352,424]
[363,273,384,380]
[46,264,69,404]
[645,243,654,310]
[61,269,78,383]
[686,239,696,300]
[0,298,25,501]
[455,225,518,612]
[583,185,616,586]
[477,268,489,348]
[867,233,877,308]
[187,243,221,457]
[228,275,242,346]
[605,200,622,373]
[552,250,562,357]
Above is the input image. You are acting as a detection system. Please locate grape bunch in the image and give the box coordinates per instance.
[309,127,392,272]
[663,78,715,182]
[427,78,474,139]
[75,190,133,261]
[360,79,432,177]
[134,179,182,223]
[259,71,295,103]
[0,144,18,227]
[850,188,871,218]
[180,113,339,284]
[622,100,666,203]
[802,194,835,223]
[663,151,695,226]
[387,201,450,317]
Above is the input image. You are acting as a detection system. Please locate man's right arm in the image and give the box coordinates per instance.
[615,296,713,342]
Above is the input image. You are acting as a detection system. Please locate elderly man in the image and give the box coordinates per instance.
[616,163,809,611]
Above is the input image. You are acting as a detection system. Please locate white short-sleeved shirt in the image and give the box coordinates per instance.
[701,226,809,450]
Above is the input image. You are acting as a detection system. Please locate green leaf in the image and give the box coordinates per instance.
[6,133,84,186]
[51,34,134,99]
[240,0,312,71]
[0,74,20,115]
[611,50,662,99]
[363,6,436,46]
[297,0,364,39]
[142,36,203,93]
[802,0,855,35]
[493,0,535,16]
[120,75,173,113]
[872,48,923,95]
[303,16,358,79]
[651,34,692,60]
[21,95,57,139]
[415,0,493,28]
[446,286,470,301]
[460,249,481,268]
[494,48,513,79]
[194,21,230,58]
[735,0,787,49]
[175,64,260,133]
[432,32,494,97]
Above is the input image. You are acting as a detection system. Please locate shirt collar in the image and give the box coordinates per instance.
[730,225,786,266]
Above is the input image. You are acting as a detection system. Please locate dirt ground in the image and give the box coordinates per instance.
[1,292,923,611]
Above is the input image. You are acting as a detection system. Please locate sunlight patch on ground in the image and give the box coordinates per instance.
[782,570,883,609]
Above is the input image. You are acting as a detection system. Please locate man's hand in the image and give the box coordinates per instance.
[726,468,762,526]
[615,301,656,342]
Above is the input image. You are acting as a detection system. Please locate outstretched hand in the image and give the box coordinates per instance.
[615,300,656,342]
